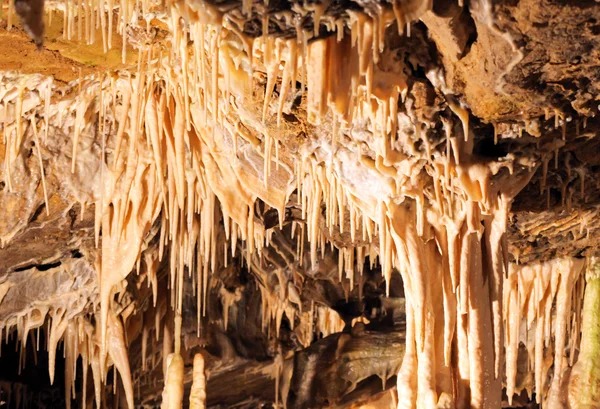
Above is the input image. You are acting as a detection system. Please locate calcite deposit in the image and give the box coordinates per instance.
[0,0,599,408]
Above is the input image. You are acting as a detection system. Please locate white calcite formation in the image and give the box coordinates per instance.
[1,0,598,408]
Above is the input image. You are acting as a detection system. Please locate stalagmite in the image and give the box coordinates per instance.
[189,354,207,409]
[161,353,184,409]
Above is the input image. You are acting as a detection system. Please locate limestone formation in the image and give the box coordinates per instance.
[0,0,599,408]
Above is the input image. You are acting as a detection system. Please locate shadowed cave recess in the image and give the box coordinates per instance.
[1,0,600,408]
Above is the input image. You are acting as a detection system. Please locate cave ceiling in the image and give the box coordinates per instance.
[0,0,600,408]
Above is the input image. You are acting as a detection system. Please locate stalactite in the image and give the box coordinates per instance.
[568,257,600,409]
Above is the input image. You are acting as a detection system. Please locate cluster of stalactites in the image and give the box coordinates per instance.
[85,0,442,356]
[3,2,573,409]
[504,257,585,406]
[1,0,437,327]
[0,303,134,409]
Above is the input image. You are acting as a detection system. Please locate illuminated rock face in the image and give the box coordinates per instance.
[0,1,599,408]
